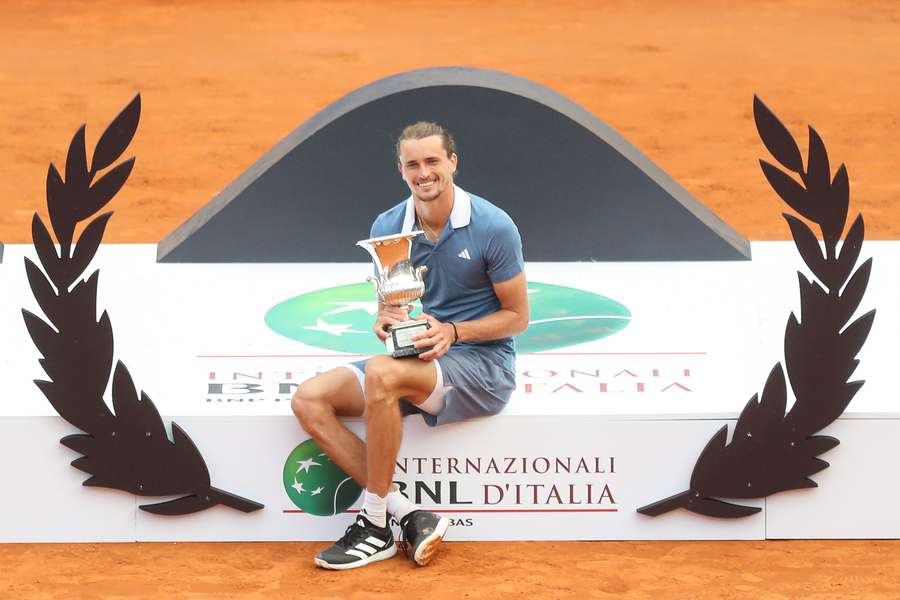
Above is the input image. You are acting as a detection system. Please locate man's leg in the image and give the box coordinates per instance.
[363,355,437,495]
[363,356,451,567]
[294,357,442,570]
[291,359,437,488]
[291,367,367,485]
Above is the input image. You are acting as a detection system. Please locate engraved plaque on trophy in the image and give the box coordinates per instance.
[356,232,430,357]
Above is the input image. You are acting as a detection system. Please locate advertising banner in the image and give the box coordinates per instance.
[0,241,895,541]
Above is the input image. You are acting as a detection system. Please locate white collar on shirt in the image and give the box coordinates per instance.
[401,185,472,234]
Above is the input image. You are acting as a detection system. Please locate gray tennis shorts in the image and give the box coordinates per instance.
[347,344,516,427]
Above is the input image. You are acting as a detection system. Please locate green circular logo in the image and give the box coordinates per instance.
[265,281,630,353]
[283,439,362,516]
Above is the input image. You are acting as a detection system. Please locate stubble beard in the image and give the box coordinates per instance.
[413,177,450,204]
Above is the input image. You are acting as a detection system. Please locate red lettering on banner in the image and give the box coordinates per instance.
[661,382,692,392]
[233,372,263,380]
[524,382,548,393]
[484,485,503,505]
[570,369,600,378]
[526,484,541,504]
[547,485,563,504]
[479,482,617,506]
[613,369,639,378]
[652,368,692,378]
[552,383,584,394]
[598,484,616,504]
[568,484,582,504]
[523,369,557,378]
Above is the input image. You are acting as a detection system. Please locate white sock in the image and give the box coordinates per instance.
[361,490,387,528]
[386,488,420,522]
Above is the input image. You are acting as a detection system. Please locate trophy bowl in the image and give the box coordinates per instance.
[357,232,430,357]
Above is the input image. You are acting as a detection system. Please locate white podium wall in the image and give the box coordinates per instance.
[0,242,896,541]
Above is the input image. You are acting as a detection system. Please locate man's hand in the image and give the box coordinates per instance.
[373,304,413,341]
[413,313,456,361]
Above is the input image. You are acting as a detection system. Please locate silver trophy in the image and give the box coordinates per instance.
[356,232,430,357]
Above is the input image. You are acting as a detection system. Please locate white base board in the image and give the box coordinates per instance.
[3,413,898,542]
[0,242,897,541]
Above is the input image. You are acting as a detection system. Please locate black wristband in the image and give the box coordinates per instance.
[449,322,459,344]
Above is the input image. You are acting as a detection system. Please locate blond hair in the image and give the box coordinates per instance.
[396,121,457,159]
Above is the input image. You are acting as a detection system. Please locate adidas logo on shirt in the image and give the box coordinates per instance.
[458,248,471,260]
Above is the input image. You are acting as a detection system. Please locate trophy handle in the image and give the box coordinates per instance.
[366,275,382,301]
[416,265,428,281]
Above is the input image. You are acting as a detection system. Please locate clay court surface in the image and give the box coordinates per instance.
[1,0,900,597]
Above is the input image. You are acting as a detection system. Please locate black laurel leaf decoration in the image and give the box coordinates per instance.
[760,161,814,222]
[22,94,263,515]
[69,212,112,283]
[46,164,73,253]
[806,127,830,194]
[828,165,850,245]
[31,215,62,288]
[753,96,804,173]
[834,215,864,285]
[91,94,141,173]
[78,158,135,220]
[637,96,874,518]
[784,214,826,278]
[836,259,872,324]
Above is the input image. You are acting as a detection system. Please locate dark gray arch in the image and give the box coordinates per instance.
[158,67,749,262]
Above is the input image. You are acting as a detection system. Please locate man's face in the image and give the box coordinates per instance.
[398,135,458,203]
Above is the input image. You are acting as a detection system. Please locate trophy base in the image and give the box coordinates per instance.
[385,319,431,358]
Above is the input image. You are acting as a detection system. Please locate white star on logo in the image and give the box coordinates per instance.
[311,486,325,496]
[292,480,306,495]
[323,301,379,316]
[295,458,322,474]
[303,318,367,337]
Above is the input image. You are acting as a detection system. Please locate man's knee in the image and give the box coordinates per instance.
[365,356,403,408]
[291,379,332,432]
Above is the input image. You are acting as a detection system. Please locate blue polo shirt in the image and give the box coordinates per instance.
[370,186,525,363]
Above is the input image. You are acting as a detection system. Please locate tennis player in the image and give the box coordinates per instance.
[292,121,529,569]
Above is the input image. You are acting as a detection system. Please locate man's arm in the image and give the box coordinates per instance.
[455,272,529,342]
[415,272,530,361]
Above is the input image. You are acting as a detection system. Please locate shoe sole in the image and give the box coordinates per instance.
[314,543,397,570]
[413,516,450,566]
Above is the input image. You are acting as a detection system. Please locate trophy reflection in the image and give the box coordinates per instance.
[356,232,430,357]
